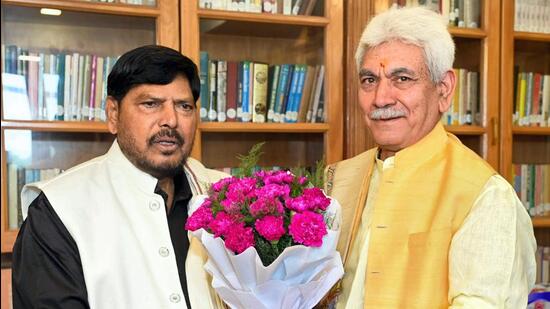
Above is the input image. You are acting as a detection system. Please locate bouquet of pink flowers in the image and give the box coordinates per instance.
[186,170,343,309]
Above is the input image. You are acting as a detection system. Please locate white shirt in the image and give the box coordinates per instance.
[344,156,537,308]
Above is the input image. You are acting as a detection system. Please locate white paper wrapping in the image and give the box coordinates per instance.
[189,195,344,309]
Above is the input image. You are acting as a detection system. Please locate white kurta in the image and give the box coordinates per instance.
[22,141,227,309]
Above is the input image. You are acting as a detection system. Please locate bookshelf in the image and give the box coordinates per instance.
[500,1,550,237]
[344,0,500,170]
[181,0,343,170]
[0,0,179,254]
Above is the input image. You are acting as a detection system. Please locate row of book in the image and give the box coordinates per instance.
[512,164,550,218]
[441,69,479,126]
[395,0,480,29]
[200,0,318,16]
[535,246,550,285]
[7,164,63,229]
[514,0,550,34]
[513,72,550,127]
[199,52,326,123]
[2,44,119,122]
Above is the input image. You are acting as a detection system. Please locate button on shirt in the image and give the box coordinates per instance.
[12,170,194,309]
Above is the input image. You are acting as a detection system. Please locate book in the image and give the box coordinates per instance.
[237,61,244,121]
[284,65,300,122]
[309,65,325,123]
[291,65,307,122]
[298,65,316,122]
[242,61,252,122]
[81,55,92,120]
[63,54,72,120]
[252,62,268,123]
[278,64,294,123]
[542,75,550,126]
[226,61,238,122]
[267,65,280,122]
[94,57,105,121]
[89,55,98,121]
[199,51,210,122]
[217,60,227,122]
[55,53,66,121]
[208,59,218,121]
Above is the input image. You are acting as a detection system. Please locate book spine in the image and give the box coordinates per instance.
[199,51,210,122]
[55,53,65,121]
[226,61,238,121]
[81,55,92,120]
[208,60,218,121]
[267,65,280,122]
[284,65,300,123]
[237,61,244,121]
[217,60,227,122]
[542,75,550,127]
[298,65,315,123]
[278,64,294,123]
[309,65,325,123]
[242,61,251,122]
[252,62,268,123]
[94,57,104,121]
[89,55,98,121]
[291,65,306,123]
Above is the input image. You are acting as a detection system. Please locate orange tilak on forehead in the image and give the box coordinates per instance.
[378,60,388,76]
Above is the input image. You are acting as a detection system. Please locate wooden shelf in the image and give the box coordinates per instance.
[449,27,486,39]
[198,9,329,27]
[512,126,550,135]
[444,125,486,135]
[199,122,330,133]
[1,0,159,17]
[1,230,17,253]
[514,31,550,42]
[533,217,550,228]
[1,120,110,133]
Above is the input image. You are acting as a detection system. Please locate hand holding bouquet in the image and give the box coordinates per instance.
[185,150,343,309]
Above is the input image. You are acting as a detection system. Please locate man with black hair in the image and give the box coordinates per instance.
[12,45,227,309]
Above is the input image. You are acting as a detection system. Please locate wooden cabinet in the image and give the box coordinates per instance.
[500,1,550,234]
[0,0,179,253]
[180,0,343,170]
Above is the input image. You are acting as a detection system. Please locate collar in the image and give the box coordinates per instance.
[154,168,192,205]
[106,140,159,194]
[376,122,448,170]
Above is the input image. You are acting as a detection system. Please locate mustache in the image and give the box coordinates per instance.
[369,106,407,120]
[148,129,184,146]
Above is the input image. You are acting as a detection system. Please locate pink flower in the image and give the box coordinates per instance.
[289,211,327,247]
[224,223,255,254]
[211,177,235,192]
[249,197,284,217]
[285,196,310,212]
[185,205,213,231]
[208,212,235,237]
[302,188,331,211]
[228,177,257,196]
[220,198,242,214]
[255,183,290,199]
[255,215,285,241]
[264,171,294,185]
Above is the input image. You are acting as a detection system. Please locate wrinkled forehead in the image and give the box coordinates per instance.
[361,41,428,75]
